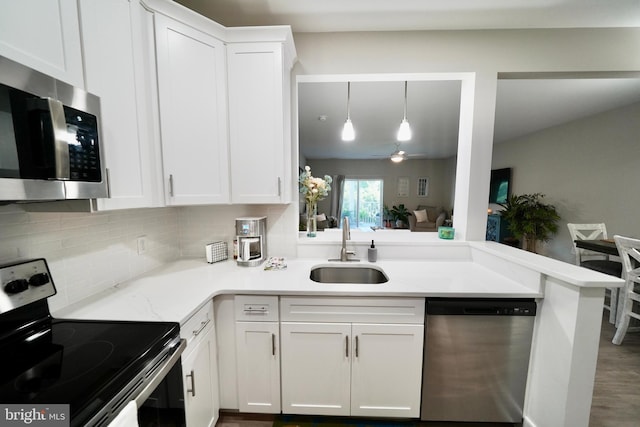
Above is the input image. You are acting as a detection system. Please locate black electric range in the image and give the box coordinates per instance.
[0,259,185,427]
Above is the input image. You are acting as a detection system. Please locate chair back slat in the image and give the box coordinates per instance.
[612,234,640,345]
[567,223,609,264]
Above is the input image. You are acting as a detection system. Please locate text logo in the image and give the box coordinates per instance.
[1,405,69,426]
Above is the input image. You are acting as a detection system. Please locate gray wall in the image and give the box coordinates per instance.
[306,158,454,217]
[491,101,640,262]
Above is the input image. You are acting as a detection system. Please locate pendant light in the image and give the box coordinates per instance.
[397,81,412,142]
[341,82,355,141]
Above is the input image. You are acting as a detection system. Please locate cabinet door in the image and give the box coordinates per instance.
[281,322,351,416]
[155,14,229,205]
[350,323,424,418]
[235,322,280,413]
[80,0,159,210]
[227,43,287,203]
[0,0,83,87]
[182,334,216,427]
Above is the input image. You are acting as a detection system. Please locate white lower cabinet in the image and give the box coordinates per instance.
[281,322,351,416]
[279,297,425,418]
[181,302,219,427]
[234,295,281,413]
[182,335,216,427]
[350,323,424,417]
[235,322,281,413]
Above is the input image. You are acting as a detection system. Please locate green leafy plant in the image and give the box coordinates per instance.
[390,204,412,227]
[498,193,560,253]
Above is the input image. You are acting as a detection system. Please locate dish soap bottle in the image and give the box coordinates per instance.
[368,240,377,262]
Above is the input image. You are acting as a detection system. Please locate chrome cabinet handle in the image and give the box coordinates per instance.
[272,333,276,356]
[355,335,359,358]
[169,174,174,197]
[192,318,211,336]
[186,370,196,397]
[277,177,281,196]
[345,335,349,358]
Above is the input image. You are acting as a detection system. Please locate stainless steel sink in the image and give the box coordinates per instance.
[310,265,389,284]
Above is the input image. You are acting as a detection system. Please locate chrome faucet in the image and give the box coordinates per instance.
[339,217,358,262]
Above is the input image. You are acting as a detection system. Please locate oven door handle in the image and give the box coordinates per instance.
[134,338,187,408]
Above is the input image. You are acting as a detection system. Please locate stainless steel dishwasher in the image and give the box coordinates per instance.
[421,298,536,423]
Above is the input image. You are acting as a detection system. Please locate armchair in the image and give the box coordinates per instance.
[408,205,446,232]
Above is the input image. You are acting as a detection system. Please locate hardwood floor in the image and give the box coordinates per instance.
[217,313,640,427]
[589,314,640,427]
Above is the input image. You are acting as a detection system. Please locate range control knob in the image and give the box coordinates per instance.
[29,272,50,287]
[4,279,29,294]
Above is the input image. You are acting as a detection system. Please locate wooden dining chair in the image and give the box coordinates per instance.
[567,223,622,324]
[612,235,640,345]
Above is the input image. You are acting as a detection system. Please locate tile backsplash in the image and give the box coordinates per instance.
[0,205,180,311]
[0,203,298,312]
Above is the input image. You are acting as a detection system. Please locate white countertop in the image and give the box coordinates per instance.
[54,256,541,325]
[53,241,623,327]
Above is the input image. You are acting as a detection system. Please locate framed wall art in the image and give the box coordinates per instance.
[397,177,409,197]
[417,177,429,197]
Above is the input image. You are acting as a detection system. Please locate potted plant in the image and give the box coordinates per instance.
[498,193,560,253]
[383,204,392,228]
[390,204,412,228]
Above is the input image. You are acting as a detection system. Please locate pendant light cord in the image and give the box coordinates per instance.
[347,81,351,120]
[403,81,408,119]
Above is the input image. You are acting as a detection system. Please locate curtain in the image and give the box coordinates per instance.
[330,175,345,222]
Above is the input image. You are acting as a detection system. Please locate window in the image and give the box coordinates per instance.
[340,179,383,229]
[417,177,429,197]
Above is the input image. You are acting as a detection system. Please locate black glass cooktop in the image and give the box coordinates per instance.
[0,315,180,426]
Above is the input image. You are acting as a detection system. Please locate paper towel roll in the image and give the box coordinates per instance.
[107,401,139,427]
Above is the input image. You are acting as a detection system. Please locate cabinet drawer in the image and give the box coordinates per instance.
[235,295,279,321]
[280,297,425,324]
[181,301,214,350]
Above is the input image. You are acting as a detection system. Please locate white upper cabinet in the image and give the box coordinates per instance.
[80,0,160,210]
[0,0,84,88]
[154,13,230,205]
[227,35,296,204]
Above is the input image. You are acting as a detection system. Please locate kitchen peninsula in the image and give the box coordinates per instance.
[55,239,622,427]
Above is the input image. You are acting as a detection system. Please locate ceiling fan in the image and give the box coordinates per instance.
[375,143,425,163]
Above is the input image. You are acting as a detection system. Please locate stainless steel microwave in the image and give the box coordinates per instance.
[0,56,108,201]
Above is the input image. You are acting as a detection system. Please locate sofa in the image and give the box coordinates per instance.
[299,212,338,231]
[408,205,447,232]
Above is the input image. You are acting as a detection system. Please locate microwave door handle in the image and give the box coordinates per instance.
[45,98,70,180]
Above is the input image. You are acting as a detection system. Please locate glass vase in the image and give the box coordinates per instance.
[306,203,317,237]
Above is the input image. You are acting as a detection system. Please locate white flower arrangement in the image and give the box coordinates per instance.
[298,166,332,205]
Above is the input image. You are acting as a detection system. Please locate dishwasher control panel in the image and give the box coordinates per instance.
[426,298,537,316]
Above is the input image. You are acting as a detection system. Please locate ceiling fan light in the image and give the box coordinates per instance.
[397,119,412,141]
[390,152,404,163]
[342,118,355,141]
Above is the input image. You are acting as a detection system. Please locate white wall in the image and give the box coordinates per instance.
[491,101,640,262]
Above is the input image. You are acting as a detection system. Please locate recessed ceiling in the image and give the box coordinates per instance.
[174,0,640,32]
